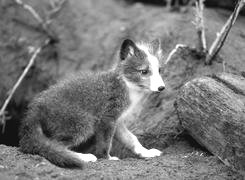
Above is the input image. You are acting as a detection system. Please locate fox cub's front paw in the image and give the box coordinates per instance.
[146,148,162,157]
[136,147,162,158]
[108,155,120,161]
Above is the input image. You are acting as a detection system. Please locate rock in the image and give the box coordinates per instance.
[175,73,245,174]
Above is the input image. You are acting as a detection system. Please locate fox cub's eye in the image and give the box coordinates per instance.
[140,69,149,75]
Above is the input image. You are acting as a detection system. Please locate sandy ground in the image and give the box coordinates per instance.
[0,140,243,180]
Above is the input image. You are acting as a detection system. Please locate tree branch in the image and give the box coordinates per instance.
[0,39,50,133]
[47,0,67,21]
[14,0,63,42]
[0,0,66,133]
[194,0,207,53]
[205,0,245,65]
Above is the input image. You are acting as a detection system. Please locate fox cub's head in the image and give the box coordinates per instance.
[119,39,165,92]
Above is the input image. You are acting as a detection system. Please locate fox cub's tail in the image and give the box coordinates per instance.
[19,124,84,168]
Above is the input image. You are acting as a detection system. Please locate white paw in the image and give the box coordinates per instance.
[136,148,162,158]
[146,148,162,157]
[77,153,97,162]
[108,156,120,161]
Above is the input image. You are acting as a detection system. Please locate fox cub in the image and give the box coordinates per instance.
[19,39,165,168]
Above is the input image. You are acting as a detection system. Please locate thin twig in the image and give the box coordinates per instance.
[205,0,245,64]
[47,0,67,21]
[0,0,65,132]
[164,44,187,65]
[15,0,44,24]
[194,0,207,52]
[0,39,50,133]
[14,0,59,41]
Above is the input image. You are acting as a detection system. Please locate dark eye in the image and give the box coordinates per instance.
[140,69,149,75]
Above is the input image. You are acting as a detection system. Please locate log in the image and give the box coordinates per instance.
[175,73,245,174]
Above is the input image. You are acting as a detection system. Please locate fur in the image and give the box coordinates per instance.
[19,39,164,168]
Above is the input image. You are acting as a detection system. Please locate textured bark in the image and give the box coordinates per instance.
[175,73,245,174]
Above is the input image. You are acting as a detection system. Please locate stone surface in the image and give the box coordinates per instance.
[175,73,245,174]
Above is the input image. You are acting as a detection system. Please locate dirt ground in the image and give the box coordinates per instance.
[0,140,243,180]
[0,0,245,179]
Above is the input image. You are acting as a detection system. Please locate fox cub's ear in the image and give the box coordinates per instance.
[120,39,138,60]
[151,39,162,56]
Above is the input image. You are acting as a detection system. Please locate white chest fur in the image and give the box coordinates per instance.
[118,86,147,122]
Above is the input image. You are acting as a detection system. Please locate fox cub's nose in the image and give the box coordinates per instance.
[158,86,165,92]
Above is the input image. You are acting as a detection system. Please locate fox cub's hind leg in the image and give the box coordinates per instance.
[115,120,162,158]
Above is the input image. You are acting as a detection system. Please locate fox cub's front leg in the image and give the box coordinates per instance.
[115,121,162,158]
[95,121,119,160]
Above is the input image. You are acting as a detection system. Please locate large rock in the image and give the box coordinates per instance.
[175,73,245,174]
